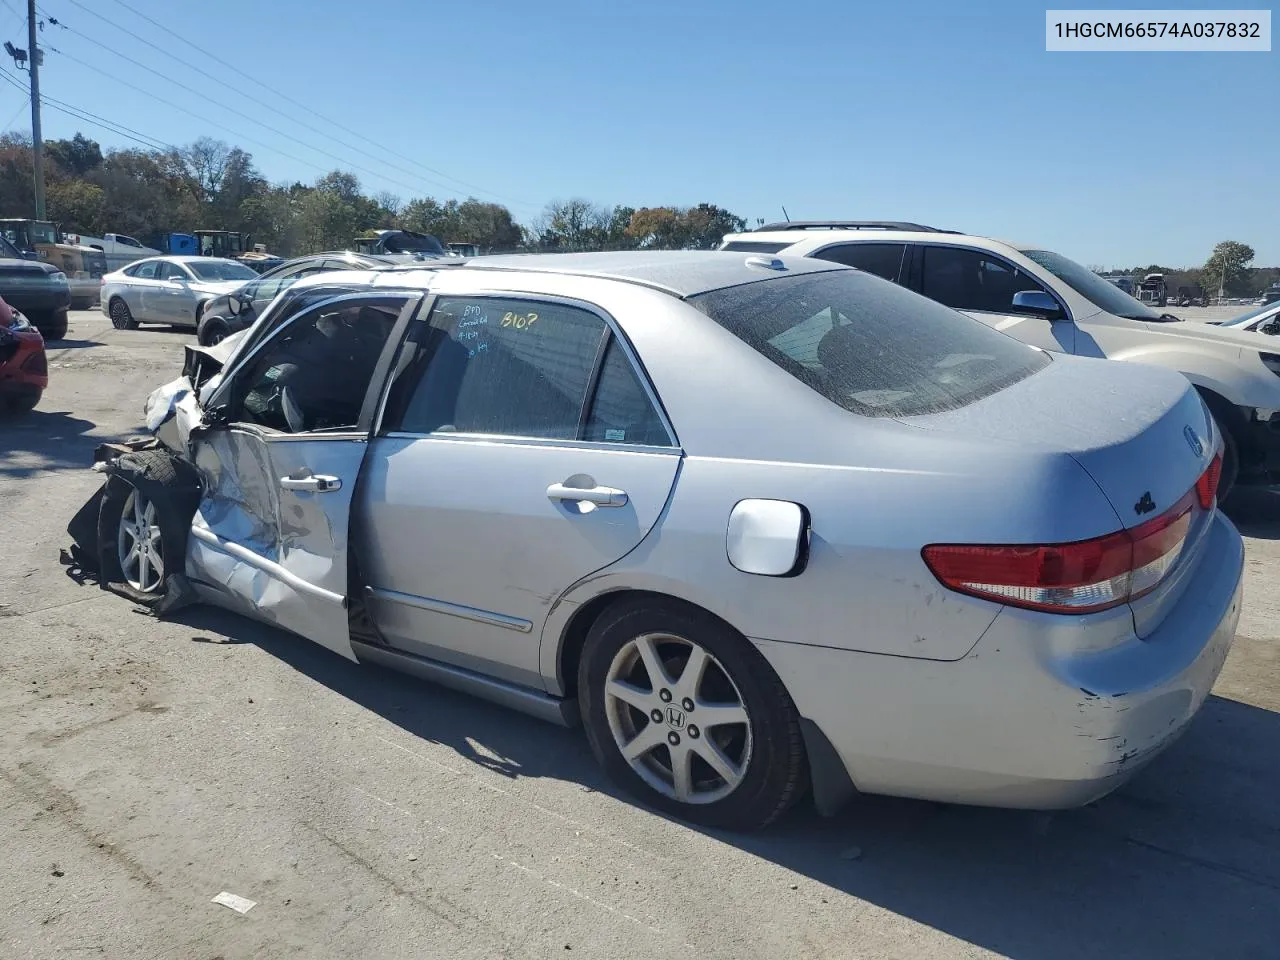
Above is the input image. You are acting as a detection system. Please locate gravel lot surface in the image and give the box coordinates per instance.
[2,309,1278,959]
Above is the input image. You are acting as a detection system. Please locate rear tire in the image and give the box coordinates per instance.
[33,308,68,340]
[578,598,807,831]
[108,298,137,330]
[1197,389,1242,500]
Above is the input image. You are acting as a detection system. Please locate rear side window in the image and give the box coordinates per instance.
[583,339,670,445]
[688,270,1049,417]
[811,243,906,282]
[395,297,606,439]
[720,240,791,254]
[130,261,158,280]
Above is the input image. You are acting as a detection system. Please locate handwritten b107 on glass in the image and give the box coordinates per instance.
[1046,10,1271,51]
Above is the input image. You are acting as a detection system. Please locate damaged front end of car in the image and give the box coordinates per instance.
[61,335,244,613]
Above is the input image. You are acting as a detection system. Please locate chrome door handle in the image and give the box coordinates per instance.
[280,474,343,493]
[546,482,628,507]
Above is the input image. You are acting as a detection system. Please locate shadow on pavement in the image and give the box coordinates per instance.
[0,409,103,478]
[1224,487,1280,539]
[167,605,1280,960]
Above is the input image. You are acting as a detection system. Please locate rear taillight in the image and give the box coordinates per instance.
[923,467,1220,615]
[1196,452,1222,509]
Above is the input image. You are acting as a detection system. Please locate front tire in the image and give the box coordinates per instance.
[108,298,138,330]
[578,598,807,831]
[200,318,230,346]
[33,308,68,340]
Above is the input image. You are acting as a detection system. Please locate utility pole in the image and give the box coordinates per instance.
[26,0,44,219]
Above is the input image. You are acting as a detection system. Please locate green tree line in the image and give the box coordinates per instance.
[1100,241,1278,298]
[0,132,747,256]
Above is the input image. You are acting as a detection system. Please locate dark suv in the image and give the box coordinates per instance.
[0,234,72,340]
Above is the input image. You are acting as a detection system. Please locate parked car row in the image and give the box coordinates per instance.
[68,248,1241,832]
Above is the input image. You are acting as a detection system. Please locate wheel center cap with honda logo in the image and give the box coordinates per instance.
[665,706,687,730]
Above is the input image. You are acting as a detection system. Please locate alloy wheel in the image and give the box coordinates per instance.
[116,489,165,593]
[603,632,753,804]
[109,300,132,329]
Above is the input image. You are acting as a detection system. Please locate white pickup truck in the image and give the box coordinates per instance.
[65,232,164,272]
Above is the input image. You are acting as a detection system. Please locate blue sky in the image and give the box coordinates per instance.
[0,0,1275,265]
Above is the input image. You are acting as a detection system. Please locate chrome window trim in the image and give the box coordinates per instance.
[381,430,682,457]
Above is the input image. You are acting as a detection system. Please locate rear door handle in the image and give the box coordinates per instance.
[547,482,628,507]
[280,474,343,493]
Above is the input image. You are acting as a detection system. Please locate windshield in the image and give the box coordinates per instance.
[382,232,445,255]
[0,235,19,258]
[28,221,57,244]
[688,269,1050,418]
[1221,301,1280,328]
[1021,249,1163,321]
[188,260,258,282]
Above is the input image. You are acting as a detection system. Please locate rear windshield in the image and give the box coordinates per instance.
[719,240,791,254]
[188,260,258,282]
[688,269,1050,417]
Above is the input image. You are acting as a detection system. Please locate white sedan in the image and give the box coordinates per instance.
[101,256,259,331]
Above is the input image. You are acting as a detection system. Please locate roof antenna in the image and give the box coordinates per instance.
[781,206,791,223]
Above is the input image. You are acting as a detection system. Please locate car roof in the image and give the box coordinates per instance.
[438,250,846,297]
[724,227,1025,256]
[132,255,247,266]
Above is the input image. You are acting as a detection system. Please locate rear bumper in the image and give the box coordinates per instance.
[67,277,100,302]
[755,511,1244,810]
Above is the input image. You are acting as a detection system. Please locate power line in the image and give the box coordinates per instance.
[55,0,534,209]
[0,63,171,150]
[102,0,531,207]
[2,93,28,130]
[43,17,502,204]
[40,46,467,198]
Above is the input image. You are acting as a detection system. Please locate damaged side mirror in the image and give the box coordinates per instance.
[203,404,233,427]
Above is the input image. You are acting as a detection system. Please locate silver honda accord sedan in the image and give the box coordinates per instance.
[92,251,1241,831]
[101,255,259,330]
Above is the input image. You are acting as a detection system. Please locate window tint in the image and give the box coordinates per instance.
[234,298,404,433]
[131,260,158,280]
[583,338,670,446]
[1021,248,1162,321]
[188,260,257,282]
[154,261,180,281]
[253,262,334,304]
[812,243,906,282]
[688,270,1049,418]
[921,246,1052,314]
[720,240,791,254]
[393,297,606,439]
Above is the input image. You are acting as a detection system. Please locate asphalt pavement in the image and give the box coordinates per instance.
[1,309,1278,960]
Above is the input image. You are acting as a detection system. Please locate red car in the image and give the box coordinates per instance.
[0,294,47,413]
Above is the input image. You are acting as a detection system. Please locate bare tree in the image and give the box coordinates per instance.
[180,137,233,204]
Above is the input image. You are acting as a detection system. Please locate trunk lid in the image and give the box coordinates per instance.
[900,355,1218,638]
